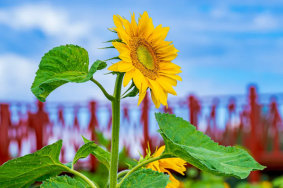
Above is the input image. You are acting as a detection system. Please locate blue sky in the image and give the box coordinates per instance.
[0,0,283,102]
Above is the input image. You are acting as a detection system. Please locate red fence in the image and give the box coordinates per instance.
[0,86,282,181]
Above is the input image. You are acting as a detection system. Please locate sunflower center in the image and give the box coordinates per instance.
[129,37,159,80]
[136,45,155,70]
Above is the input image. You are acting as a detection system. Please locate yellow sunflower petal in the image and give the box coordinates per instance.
[161,168,180,188]
[119,16,133,36]
[148,79,167,106]
[115,27,131,45]
[137,91,146,106]
[118,52,132,62]
[113,15,123,28]
[156,45,175,56]
[123,69,135,87]
[160,68,182,74]
[108,61,123,71]
[112,42,129,54]
[143,17,154,39]
[156,77,177,95]
[138,11,150,36]
[150,90,161,109]
[131,12,138,37]
[133,69,145,90]
[160,53,178,61]
[159,62,181,71]
[160,73,182,81]
[154,145,165,157]
[118,61,133,72]
[152,27,170,46]
[147,24,162,42]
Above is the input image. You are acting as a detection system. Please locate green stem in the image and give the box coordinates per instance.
[67,168,98,188]
[109,73,124,188]
[90,77,114,101]
[116,155,162,187]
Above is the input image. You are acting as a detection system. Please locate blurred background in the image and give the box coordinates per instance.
[0,0,283,187]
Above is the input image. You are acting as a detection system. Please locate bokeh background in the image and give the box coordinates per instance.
[0,0,283,187]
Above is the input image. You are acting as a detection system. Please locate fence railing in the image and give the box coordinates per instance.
[0,86,282,181]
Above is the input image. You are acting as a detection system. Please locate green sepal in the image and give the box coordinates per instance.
[104,57,121,61]
[82,135,111,170]
[121,82,139,99]
[98,46,115,49]
[40,175,85,188]
[155,113,265,179]
[103,39,122,43]
[31,45,103,102]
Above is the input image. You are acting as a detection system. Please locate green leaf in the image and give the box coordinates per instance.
[82,135,111,170]
[40,175,85,188]
[31,45,103,102]
[0,140,69,188]
[97,60,107,70]
[96,131,110,147]
[73,142,97,166]
[155,113,265,179]
[64,162,72,169]
[273,176,283,187]
[120,169,169,188]
[192,182,225,188]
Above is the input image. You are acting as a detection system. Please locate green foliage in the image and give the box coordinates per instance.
[73,142,97,166]
[155,113,265,179]
[273,176,283,188]
[40,175,85,188]
[119,169,169,188]
[192,182,226,188]
[0,140,68,188]
[97,60,107,70]
[121,82,139,99]
[82,135,111,170]
[191,171,227,188]
[96,131,110,147]
[31,45,103,102]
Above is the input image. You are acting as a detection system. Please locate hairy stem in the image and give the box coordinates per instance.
[116,155,163,187]
[90,77,114,101]
[109,73,124,188]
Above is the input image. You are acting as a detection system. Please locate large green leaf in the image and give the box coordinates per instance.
[0,140,69,188]
[155,113,265,179]
[40,175,85,188]
[82,136,111,170]
[73,142,97,166]
[120,169,169,188]
[31,45,103,102]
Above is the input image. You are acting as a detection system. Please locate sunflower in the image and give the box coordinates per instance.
[147,146,187,188]
[108,11,182,108]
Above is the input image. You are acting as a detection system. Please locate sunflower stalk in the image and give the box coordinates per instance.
[109,73,124,188]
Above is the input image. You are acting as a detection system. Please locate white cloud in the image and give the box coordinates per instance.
[0,3,92,40]
[0,54,37,101]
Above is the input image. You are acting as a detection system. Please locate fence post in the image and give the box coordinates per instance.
[0,104,11,165]
[249,86,260,182]
[271,100,281,154]
[88,100,98,172]
[189,95,199,129]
